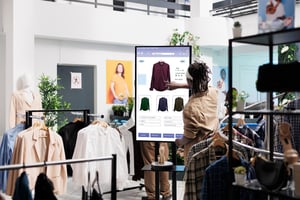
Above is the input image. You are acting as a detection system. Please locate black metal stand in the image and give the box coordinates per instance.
[142,141,182,200]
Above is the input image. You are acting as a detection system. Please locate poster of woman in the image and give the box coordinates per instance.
[258,0,295,33]
[106,60,133,104]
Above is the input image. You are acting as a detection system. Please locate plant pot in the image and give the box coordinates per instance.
[114,111,124,116]
[234,173,246,185]
[232,27,242,38]
[236,99,245,111]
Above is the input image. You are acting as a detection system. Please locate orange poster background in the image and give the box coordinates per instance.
[106,60,133,104]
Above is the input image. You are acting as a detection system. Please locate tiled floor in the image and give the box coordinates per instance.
[0,178,184,200]
[101,180,185,200]
[57,178,185,200]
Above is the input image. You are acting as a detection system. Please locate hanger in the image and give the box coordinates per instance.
[73,117,83,123]
[236,117,246,127]
[92,120,108,128]
[208,131,228,158]
[278,122,293,152]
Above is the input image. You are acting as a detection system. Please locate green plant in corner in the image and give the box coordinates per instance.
[38,74,71,130]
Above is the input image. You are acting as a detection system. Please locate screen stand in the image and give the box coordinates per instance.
[153,141,177,200]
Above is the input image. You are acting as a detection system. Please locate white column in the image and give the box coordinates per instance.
[190,0,213,18]
[2,0,35,131]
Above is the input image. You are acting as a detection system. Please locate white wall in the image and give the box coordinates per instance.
[35,38,135,122]
[0,33,5,133]
[34,1,186,46]
[1,0,300,132]
[32,0,234,124]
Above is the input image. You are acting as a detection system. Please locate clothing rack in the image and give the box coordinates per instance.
[218,115,284,157]
[71,112,105,119]
[0,155,117,200]
[25,109,90,128]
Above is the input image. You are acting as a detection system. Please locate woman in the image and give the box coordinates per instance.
[175,62,219,165]
[110,63,130,104]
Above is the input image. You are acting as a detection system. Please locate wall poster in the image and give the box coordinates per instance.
[106,60,133,104]
[258,0,295,33]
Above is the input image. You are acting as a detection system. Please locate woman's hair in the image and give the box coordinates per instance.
[115,63,125,78]
[188,61,211,94]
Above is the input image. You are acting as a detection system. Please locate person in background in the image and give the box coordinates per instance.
[172,62,219,165]
[116,104,171,200]
[140,141,171,200]
[110,63,130,104]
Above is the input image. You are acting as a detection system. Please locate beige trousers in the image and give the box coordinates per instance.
[140,142,171,199]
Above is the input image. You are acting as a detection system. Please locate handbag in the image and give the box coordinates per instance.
[254,155,288,191]
[91,171,103,200]
[256,62,300,92]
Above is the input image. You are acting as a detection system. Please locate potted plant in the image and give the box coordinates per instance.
[233,21,242,38]
[127,97,134,117]
[38,74,71,130]
[237,90,249,111]
[234,166,246,185]
[169,28,200,60]
[112,105,127,116]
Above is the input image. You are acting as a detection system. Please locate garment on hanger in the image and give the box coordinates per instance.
[233,122,264,148]
[0,123,25,192]
[58,120,88,176]
[200,155,249,200]
[71,123,128,193]
[6,126,67,196]
[34,173,57,200]
[183,133,247,200]
[12,171,33,200]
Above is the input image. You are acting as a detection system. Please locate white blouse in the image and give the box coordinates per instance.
[71,123,128,192]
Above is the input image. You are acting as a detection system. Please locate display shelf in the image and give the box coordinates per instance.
[232,109,300,115]
[233,182,300,200]
[230,27,300,46]
[228,28,300,199]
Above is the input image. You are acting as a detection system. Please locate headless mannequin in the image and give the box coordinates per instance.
[18,74,34,104]
[9,74,42,128]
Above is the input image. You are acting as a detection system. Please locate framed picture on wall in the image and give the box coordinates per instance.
[258,0,295,33]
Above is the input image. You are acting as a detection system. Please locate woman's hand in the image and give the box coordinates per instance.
[165,81,188,90]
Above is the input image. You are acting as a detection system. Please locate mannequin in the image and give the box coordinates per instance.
[9,74,42,128]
